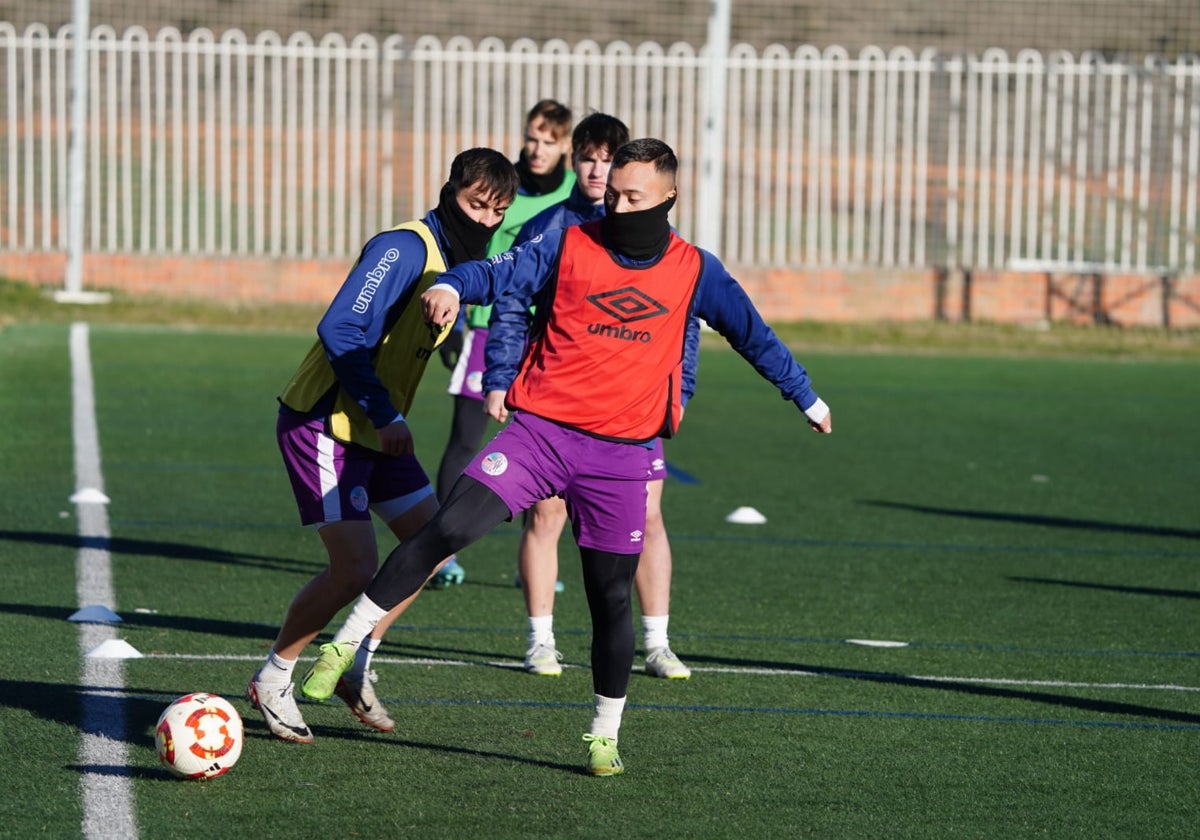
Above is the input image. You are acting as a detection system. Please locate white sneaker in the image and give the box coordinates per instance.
[645,647,691,679]
[335,670,395,732]
[246,673,314,743]
[523,641,564,676]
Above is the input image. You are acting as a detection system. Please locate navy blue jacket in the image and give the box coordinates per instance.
[301,209,451,427]
[443,224,823,416]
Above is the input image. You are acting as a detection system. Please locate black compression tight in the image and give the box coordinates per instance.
[436,396,492,504]
[580,547,641,698]
[365,476,510,610]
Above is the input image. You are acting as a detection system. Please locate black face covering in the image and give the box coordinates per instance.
[601,195,677,261]
[515,150,567,197]
[436,184,501,266]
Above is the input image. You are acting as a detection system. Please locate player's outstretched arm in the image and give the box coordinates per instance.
[693,253,828,421]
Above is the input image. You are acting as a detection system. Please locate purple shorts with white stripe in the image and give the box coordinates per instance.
[276,411,433,527]
[446,326,488,401]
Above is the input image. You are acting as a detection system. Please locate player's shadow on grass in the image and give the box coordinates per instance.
[0,529,321,575]
[67,763,166,780]
[1008,576,1200,599]
[681,653,1200,726]
[371,638,525,671]
[861,501,1200,541]
[303,724,580,774]
[0,676,165,750]
[0,601,281,641]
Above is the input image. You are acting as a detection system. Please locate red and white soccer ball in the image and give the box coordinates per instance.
[155,693,244,780]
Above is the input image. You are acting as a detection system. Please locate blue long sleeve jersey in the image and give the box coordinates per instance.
[483,190,701,402]
[448,225,822,415]
[299,208,451,427]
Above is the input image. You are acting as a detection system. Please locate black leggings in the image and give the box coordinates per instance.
[435,395,492,504]
[366,476,511,609]
[580,547,640,698]
[366,475,641,698]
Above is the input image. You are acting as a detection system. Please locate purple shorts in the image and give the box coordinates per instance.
[647,438,666,480]
[446,326,488,401]
[464,413,654,555]
[276,412,434,527]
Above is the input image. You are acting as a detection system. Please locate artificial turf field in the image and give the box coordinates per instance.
[1,320,1197,838]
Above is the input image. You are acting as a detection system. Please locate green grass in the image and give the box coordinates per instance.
[1,313,1198,838]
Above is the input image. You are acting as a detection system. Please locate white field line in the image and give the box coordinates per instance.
[145,653,1200,693]
[72,323,137,840]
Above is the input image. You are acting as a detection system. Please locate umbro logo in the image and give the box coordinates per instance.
[586,287,668,323]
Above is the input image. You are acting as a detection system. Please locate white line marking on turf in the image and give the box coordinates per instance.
[71,323,138,840]
[846,639,909,648]
[142,653,1200,693]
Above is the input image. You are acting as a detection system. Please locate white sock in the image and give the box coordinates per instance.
[331,595,388,646]
[528,614,554,648]
[347,635,381,681]
[642,614,670,652]
[258,650,296,687]
[589,693,626,741]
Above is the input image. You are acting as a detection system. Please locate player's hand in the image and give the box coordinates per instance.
[807,411,832,434]
[378,419,415,456]
[484,389,509,423]
[421,288,460,327]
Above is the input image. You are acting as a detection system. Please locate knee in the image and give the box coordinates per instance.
[528,500,568,537]
[644,508,665,538]
[327,554,377,597]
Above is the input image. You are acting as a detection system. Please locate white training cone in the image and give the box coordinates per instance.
[69,487,110,504]
[725,506,767,524]
[69,605,123,623]
[85,639,143,659]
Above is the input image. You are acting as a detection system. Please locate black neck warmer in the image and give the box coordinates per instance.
[601,195,677,261]
[515,150,566,197]
[435,184,501,266]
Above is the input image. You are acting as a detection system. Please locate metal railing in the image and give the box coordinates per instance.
[2,24,1198,278]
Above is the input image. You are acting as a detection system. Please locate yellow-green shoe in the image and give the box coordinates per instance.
[300,641,356,701]
[583,733,624,776]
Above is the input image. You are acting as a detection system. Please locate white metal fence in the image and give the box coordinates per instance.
[3,24,1199,277]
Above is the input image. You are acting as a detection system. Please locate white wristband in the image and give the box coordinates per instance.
[803,398,829,424]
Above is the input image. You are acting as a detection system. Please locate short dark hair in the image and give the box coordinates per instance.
[572,113,630,159]
[447,147,519,202]
[611,138,678,178]
[525,99,573,140]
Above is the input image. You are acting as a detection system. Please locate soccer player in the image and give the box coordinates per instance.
[246,148,518,744]
[485,112,693,679]
[301,138,832,775]
[430,99,575,589]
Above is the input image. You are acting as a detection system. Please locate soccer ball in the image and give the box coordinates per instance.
[154,693,244,779]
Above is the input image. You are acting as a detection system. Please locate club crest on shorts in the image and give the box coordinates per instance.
[481,452,508,476]
[350,486,369,512]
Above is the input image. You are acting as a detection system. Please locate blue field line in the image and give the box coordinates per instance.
[364,695,1200,733]
[377,622,1200,659]
[103,521,1200,561]
[667,531,1200,559]
[664,461,700,484]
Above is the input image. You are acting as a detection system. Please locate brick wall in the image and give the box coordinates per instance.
[5,251,1196,328]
